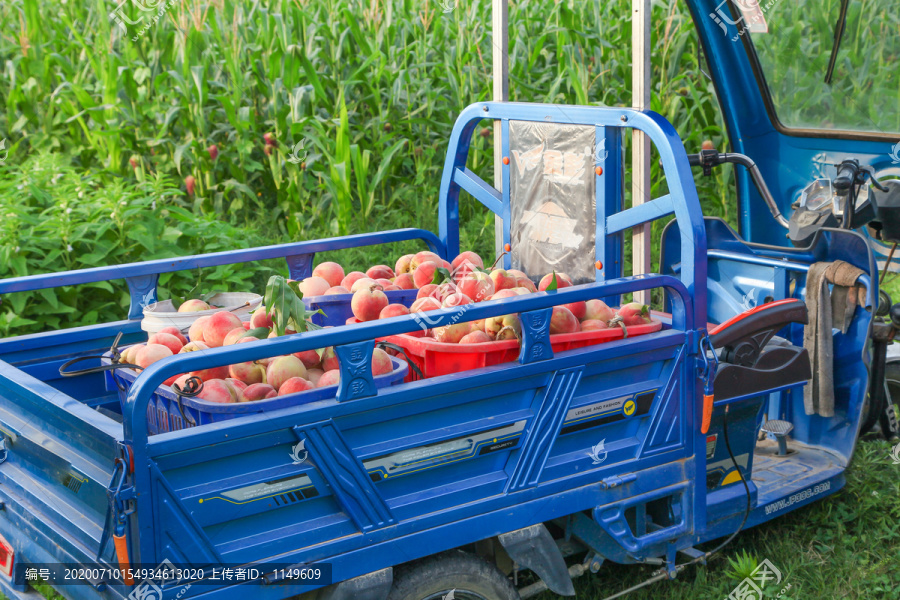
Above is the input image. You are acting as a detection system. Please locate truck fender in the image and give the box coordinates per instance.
[497,524,575,597]
[318,567,393,600]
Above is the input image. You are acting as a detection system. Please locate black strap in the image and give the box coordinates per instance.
[376,341,424,381]
[58,333,141,392]
[171,376,204,426]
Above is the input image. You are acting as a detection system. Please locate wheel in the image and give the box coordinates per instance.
[388,550,520,600]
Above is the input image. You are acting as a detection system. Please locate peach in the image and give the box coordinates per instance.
[489,268,517,292]
[293,349,321,369]
[351,277,380,293]
[460,330,493,344]
[312,261,346,288]
[122,343,145,365]
[451,251,484,272]
[202,311,244,348]
[178,299,210,313]
[306,368,325,386]
[496,320,521,340]
[457,272,494,302]
[241,383,277,402]
[433,322,471,343]
[539,272,573,291]
[197,379,238,403]
[410,297,441,312]
[279,377,315,396]
[188,316,210,342]
[380,304,410,319]
[298,276,331,297]
[237,336,259,344]
[410,251,442,271]
[581,319,610,331]
[158,326,188,346]
[485,314,519,338]
[228,360,267,385]
[171,374,192,390]
[222,327,248,346]
[266,355,308,391]
[395,254,415,275]
[351,286,389,322]
[550,306,579,334]
[136,344,173,369]
[413,261,440,288]
[375,278,394,288]
[393,273,415,289]
[618,302,652,325]
[320,347,339,371]
[250,307,274,329]
[372,348,393,376]
[416,284,439,299]
[488,289,519,301]
[147,332,184,356]
[318,369,341,388]
[562,301,587,321]
[383,284,401,291]
[508,269,529,279]
[179,340,209,353]
[340,271,367,290]
[442,292,473,308]
[584,299,616,322]
[367,265,395,280]
[242,322,251,330]
[325,286,351,295]
[190,365,230,382]
[515,277,537,293]
[346,316,361,325]
[226,378,248,392]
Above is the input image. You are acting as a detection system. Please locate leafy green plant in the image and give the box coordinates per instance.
[263,275,324,336]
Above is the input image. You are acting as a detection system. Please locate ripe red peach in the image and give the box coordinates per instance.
[393,273,415,289]
[249,307,274,329]
[158,326,188,346]
[136,344,173,369]
[312,262,345,288]
[266,355,308,391]
[222,327,248,346]
[188,316,211,342]
[410,251,442,271]
[433,322,471,343]
[410,297,441,312]
[351,286,389,322]
[550,306,579,334]
[298,276,331,297]
[488,289,519,301]
[341,271,368,290]
[413,261,440,288]
[584,299,616,322]
[451,251,484,272]
[325,285,351,295]
[562,301,587,321]
[581,319,610,331]
[351,277,380,293]
[515,277,537,293]
[228,360,267,385]
[202,311,244,348]
[457,272,494,302]
[489,268,517,292]
[145,333,182,356]
[241,383,277,401]
[416,284,439,299]
[226,378,248,393]
[380,304,410,319]
[197,379,238,403]
[442,292,473,308]
[460,330,493,344]
[618,302,652,325]
[306,368,324,386]
[508,269,529,279]
[318,369,341,388]
[279,377,315,396]
[395,254,415,275]
[178,299,210,313]
[538,272,573,291]
[371,348,393,376]
[367,265,395,280]
[320,347,339,371]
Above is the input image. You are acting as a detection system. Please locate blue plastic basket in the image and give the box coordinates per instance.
[304,289,418,327]
[103,353,408,435]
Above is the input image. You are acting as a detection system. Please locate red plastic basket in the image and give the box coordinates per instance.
[380,319,662,380]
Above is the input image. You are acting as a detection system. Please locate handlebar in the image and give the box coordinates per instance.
[685,150,789,229]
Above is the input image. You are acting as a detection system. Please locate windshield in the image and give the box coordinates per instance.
[739,0,900,134]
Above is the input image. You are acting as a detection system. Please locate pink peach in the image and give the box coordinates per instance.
[202,311,244,348]
[158,326,188,346]
[298,276,331,297]
[279,377,315,396]
[312,262,346,288]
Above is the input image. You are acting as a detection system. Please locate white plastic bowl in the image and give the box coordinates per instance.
[140,292,262,334]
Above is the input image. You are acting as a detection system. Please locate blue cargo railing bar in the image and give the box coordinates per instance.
[437,102,707,329]
[0,229,444,319]
[126,275,692,443]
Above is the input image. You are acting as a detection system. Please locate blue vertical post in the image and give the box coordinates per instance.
[595,126,624,306]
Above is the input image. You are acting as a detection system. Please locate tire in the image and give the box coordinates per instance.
[388,550,520,600]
